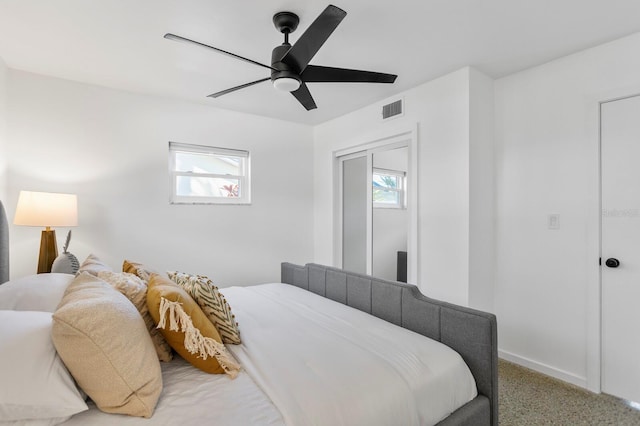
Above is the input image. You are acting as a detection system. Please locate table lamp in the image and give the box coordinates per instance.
[13,191,78,274]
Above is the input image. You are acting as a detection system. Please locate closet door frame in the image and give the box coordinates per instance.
[333,125,418,283]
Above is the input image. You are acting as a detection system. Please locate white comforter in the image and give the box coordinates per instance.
[223,283,477,426]
[61,357,284,426]
[61,282,476,426]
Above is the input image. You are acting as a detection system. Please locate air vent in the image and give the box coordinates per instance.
[382,99,403,120]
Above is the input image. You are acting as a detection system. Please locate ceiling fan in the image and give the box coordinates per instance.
[164,4,397,111]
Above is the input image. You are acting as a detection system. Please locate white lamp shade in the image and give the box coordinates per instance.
[14,191,78,227]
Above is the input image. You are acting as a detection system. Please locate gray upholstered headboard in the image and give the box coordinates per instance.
[282,262,498,426]
[0,200,9,284]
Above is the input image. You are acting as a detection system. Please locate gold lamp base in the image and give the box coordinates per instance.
[37,228,58,274]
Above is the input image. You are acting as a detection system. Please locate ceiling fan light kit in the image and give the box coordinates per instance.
[273,77,301,92]
[165,4,397,110]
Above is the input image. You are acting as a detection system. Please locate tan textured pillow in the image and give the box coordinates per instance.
[97,271,173,362]
[77,254,112,276]
[122,259,158,282]
[168,271,241,344]
[147,273,240,377]
[52,272,162,418]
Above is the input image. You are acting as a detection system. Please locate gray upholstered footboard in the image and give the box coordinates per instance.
[281,262,498,426]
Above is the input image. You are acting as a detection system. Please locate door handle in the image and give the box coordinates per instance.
[605,258,620,268]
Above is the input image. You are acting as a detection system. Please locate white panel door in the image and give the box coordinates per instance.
[601,94,640,403]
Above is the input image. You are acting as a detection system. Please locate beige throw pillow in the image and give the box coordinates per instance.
[77,254,112,276]
[52,272,162,418]
[122,259,158,282]
[97,271,173,362]
[168,271,241,344]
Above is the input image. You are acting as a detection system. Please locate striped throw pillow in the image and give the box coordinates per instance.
[167,272,241,345]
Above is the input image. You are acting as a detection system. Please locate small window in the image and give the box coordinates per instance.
[372,168,405,209]
[169,142,250,204]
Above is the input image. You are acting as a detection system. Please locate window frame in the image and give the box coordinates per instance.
[168,142,251,205]
[372,167,406,209]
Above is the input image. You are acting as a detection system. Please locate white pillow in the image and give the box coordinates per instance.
[0,273,74,312]
[1,418,77,426]
[0,310,88,424]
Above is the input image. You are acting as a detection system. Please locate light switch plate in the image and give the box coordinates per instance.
[548,214,560,230]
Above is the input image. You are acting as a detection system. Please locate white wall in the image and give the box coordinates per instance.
[314,67,494,306]
[0,57,7,204]
[468,68,495,312]
[494,32,640,388]
[6,70,314,285]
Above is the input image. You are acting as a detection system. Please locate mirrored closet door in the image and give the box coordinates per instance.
[336,136,415,283]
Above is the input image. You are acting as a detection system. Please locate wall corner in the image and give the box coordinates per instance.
[468,67,496,313]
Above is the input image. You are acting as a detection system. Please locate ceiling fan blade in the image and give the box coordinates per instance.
[207,78,271,98]
[291,83,317,110]
[280,5,347,73]
[164,33,276,71]
[302,65,397,83]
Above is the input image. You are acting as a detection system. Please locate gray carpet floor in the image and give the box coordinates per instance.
[499,359,640,425]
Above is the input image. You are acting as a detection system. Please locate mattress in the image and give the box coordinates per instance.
[61,283,477,426]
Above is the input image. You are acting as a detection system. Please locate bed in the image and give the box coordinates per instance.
[0,209,497,425]
[279,263,498,425]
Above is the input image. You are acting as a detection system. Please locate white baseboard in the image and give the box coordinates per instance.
[499,349,588,389]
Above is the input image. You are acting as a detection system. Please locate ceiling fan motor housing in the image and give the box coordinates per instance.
[271,43,301,89]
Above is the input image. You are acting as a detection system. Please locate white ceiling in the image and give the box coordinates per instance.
[1,0,640,125]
